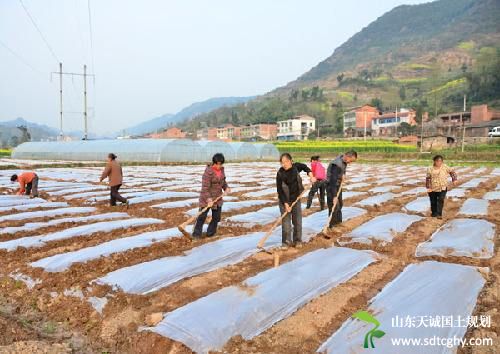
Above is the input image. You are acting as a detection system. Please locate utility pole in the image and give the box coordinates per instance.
[51,64,94,141]
[461,94,466,153]
[420,112,424,153]
[58,62,63,138]
[83,65,88,140]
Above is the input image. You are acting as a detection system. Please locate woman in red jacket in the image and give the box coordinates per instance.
[192,153,231,238]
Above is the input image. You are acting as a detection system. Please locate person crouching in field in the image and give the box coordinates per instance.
[276,153,316,248]
[193,153,231,239]
[11,171,39,198]
[326,150,357,229]
[426,155,458,219]
[99,153,129,207]
[306,155,326,210]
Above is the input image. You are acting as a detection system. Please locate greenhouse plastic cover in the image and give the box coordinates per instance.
[0,217,162,251]
[339,213,422,246]
[11,139,280,162]
[459,198,489,216]
[415,218,496,259]
[0,212,130,235]
[317,261,487,354]
[95,208,365,295]
[402,197,429,214]
[144,247,378,353]
[30,226,196,272]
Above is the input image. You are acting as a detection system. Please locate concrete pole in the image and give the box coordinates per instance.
[83,64,88,140]
[461,94,466,153]
[58,62,63,138]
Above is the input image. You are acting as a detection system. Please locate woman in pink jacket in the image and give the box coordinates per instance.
[306,155,327,210]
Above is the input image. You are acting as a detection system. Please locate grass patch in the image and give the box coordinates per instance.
[274,140,418,153]
[396,77,427,84]
[0,149,11,157]
[457,41,475,51]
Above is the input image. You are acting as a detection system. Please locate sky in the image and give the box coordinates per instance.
[0,0,429,135]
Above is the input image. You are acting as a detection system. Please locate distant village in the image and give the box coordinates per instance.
[141,103,500,148]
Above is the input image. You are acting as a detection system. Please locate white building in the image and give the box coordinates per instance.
[371,108,417,136]
[277,115,316,141]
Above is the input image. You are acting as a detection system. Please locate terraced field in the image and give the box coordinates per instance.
[0,162,498,353]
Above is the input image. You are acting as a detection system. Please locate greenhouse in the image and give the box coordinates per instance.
[227,142,258,161]
[11,139,279,162]
[254,143,280,160]
[197,140,236,162]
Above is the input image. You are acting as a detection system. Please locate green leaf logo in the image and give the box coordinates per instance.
[352,310,386,349]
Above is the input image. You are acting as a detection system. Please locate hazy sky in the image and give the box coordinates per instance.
[1,0,428,134]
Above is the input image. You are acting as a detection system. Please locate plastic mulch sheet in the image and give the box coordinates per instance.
[339,213,422,246]
[185,200,273,216]
[0,217,163,251]
[483,191,500,201]
[225,205,281,226]
[0,212,129,235]
[0,202,68,213]
[458,198,489,216]
[461,177,489,188]
[415,218,496,259]
[402,197,429,214]
[144,247,378,354]
[355,193,397,207]
[446,188,467,199]
[0,197,46,207]
[317,261,487,354]
[95,208,366,295]
[128,191,199,205]
[0,207,96,222]
[30,226,192,272]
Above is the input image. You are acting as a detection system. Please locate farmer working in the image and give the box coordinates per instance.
[192,153,231,238]
[99,153,129,207]
[276,153,316,248]
[10,171,39,198]
[306,155,326,210]
[326,150,357,229]
[425,155,458,219]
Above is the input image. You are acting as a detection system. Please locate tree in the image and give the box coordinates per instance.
[461,62,468,73]
[337,73,344,85]
[301,89,309,101]
[370,98,383,111]
[399,86,406,101]
[399,122,416,136]
[289,89,299,102]
[311,86,320,100]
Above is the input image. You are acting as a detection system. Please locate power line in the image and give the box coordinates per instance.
[18,0,59,62]
[0,38,44,75]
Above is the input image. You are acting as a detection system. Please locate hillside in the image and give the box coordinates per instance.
[124,96,254,136]
[183,0,500,135]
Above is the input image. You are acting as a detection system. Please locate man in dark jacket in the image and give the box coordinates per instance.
[276,153,316,248]
[326,150,357,228]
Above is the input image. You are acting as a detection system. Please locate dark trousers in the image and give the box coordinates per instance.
[279,201,302,245]
[306,180,326,209]
[193,206,222,238]
[428,189,447,217]
[327,189,343,228]
[110,184,127,206]
[25,175,39,197]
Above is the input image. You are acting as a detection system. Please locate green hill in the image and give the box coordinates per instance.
[183,0,500,135]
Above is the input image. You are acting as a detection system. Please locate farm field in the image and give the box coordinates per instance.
[0,162,498,353]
